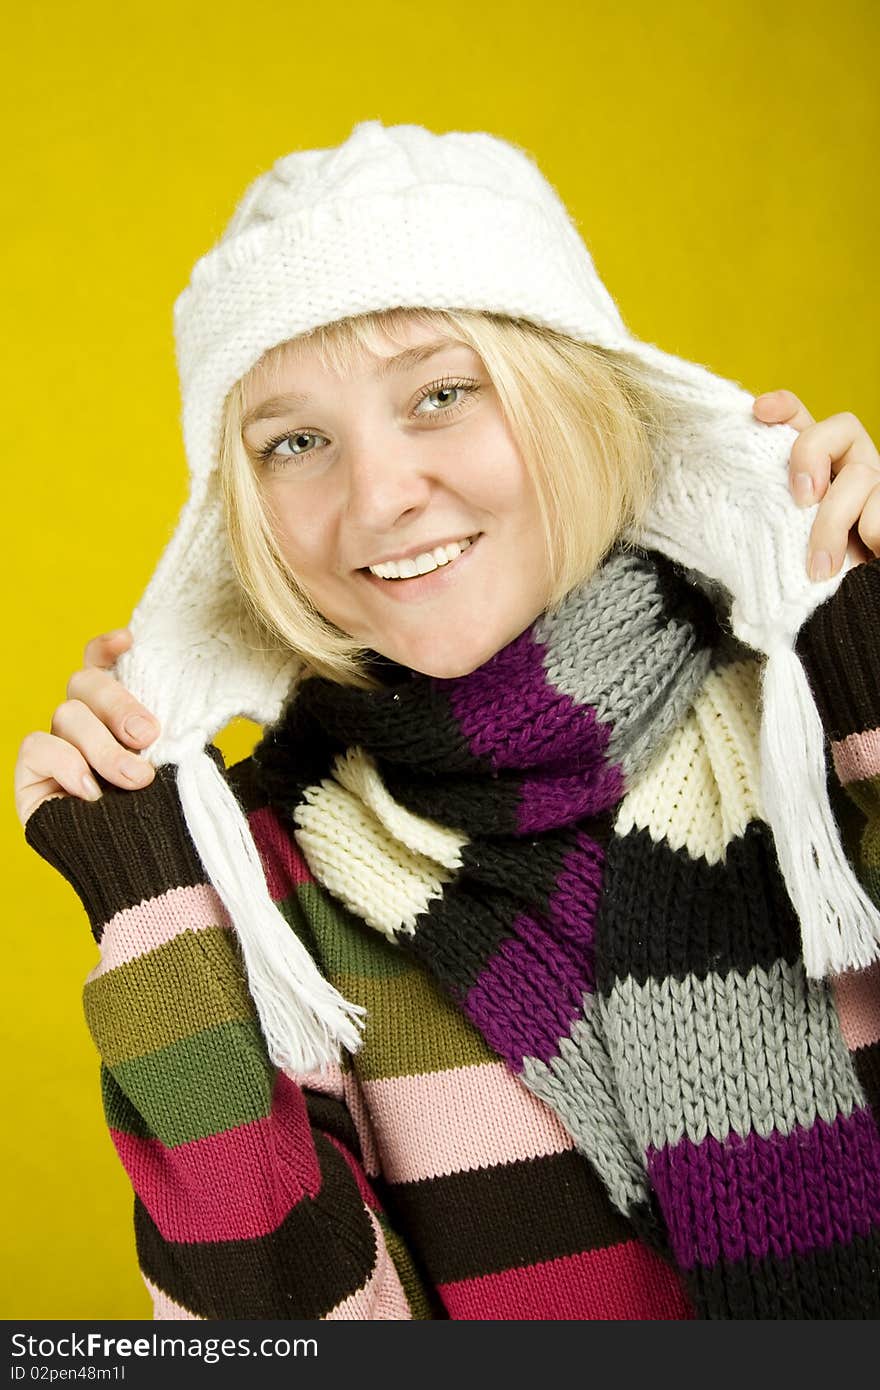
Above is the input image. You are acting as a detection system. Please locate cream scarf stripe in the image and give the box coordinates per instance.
[293,747,467,942]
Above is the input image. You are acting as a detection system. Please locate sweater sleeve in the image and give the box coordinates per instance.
[796,554,880,1126]
[23,747,428,1321]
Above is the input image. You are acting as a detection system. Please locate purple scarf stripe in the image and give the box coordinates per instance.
[646,1107,880,1271]
[544,830,606,957]
[462,832,605,1065]
[517,763,625,834]
[464,916,593,1067]
[446,626,615,774]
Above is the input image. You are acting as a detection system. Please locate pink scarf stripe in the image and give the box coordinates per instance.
[437,1240,693,1320]
[109,1074,321,1243]
[87,884,229,981]
[143,1277,203,1321]
[361,1061,574,1183]
[88,806,311,986]
[833,961,880,1052]
[831,727,880,786]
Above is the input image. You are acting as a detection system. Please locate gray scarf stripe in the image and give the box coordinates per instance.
[520,994,650,1217]
[535,549,721,783]
[599,962,863,1154]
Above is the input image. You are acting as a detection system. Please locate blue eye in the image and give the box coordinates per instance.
[258,430,328,469]
[275,431,323,456]
[413,377,481,417]
[255,375,482,472]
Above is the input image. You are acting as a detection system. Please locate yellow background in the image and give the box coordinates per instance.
[3,0,878,1319]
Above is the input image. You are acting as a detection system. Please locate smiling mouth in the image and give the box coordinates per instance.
[358,533,483,599]
[363,535,480,581]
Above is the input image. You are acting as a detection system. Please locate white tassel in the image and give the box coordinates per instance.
[759,643,880,978]
[175,748,366,1072]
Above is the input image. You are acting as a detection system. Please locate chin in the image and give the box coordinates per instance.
[416,657,485,679]
[396,638,500,680]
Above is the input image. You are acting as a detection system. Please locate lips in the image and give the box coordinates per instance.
[360,533,480,571]
[359,532,482,603]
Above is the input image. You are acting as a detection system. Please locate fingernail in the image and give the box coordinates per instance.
[810,550,833,582]
[120,755,149,782]
[124,714,157,742]
[82,774,102,801]
[792,472,814,505]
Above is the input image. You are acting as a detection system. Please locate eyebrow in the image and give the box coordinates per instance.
[241,338,471,432]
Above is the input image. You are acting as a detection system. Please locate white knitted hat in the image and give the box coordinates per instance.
[114,118,880,1071]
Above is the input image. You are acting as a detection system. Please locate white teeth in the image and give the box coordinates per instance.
[368,536,475,580]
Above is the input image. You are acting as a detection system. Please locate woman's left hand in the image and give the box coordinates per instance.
[752,391,880,580]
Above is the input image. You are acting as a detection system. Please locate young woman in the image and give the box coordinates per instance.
[15,120,880,1321]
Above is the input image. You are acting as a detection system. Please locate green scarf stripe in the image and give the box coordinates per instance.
[839,771,880,903]
[375,1212,434,1319]
[112,1018,273,1147]
[100,1063,154,1140]
[330,967,495,1079]
[294,881,410,980]
[273,891,322,953]
[273,891,358,1074]
[602,962,866,1153]
[83,926,255,1066]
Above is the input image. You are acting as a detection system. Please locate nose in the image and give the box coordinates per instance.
[343,432,434,535]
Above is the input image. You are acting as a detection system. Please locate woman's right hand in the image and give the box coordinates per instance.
[14,629,161,829]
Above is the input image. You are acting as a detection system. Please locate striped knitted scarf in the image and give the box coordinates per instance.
[251,543,880,1316]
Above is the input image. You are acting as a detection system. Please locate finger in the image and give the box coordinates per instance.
[807,465,880,579]
[845,533,872,568]
[789,412,879,510]
[50,699,155,789]
[83,628,132,670]
[753,390,816,432]
[856,480,880,557]
[14,731,104,824]
[65,665,160,748]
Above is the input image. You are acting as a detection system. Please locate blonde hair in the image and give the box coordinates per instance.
[219,307,677,688]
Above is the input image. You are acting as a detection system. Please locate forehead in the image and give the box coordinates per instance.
[242,315,465,408]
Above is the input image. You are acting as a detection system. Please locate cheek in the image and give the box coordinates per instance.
[469,457,542,534]
[263,490,333,576]
[462,419,536,512]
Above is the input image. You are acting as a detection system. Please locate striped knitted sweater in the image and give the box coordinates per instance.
[25,555,880,1321]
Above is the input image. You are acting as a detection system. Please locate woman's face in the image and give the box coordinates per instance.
[241,319,553,678]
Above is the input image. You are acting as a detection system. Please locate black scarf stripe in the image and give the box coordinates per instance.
[595,820,804,990]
